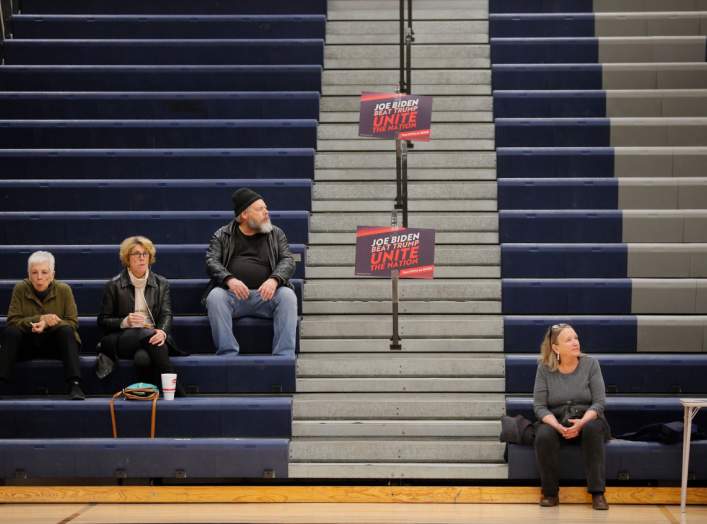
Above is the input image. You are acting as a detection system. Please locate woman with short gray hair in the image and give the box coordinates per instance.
[0,251,84,400]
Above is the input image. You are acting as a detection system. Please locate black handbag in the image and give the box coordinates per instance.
[557,401,588,428]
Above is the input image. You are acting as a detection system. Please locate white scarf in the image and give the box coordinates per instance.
[128,269,154,328]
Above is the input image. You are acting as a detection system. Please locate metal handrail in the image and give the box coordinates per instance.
[0,0,6,43]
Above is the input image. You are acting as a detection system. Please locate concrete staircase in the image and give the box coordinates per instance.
[290,0,506,479]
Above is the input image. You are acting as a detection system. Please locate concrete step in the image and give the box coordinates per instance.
[602,62,707,89]
[314,181,495,200]
[319,123,494,140]
[288,462,508,479]
[309,232,500,245]
[606,89,707,117]
[318,139,495,152]
[302,300,502,315]
[299,338,504,353]
[594,12,707,37]
[593,1,707,14]
[323,70,491,96]
[305,267,501,279]
[597,36,707,63]
[293,393,505,419]
[296,377,505,393]
[289,439,505,462]
[612,146,707,177]
[316,151,496,170]
[619,177,707,209]
[296,353,504,377]
[292,419,500,438]
[312,199,497,212]
[315,168,497,182]
[307,245,500,266]
[327,21,488,44]
[304,279,501,301]
[310,212,498,233]
[328,0,487,21]
[320,112,493,124]
[325,44,489,69]
[301,315,503,338]
[628,243,707,277]
[610,117,707,147]
[321,96,492,113]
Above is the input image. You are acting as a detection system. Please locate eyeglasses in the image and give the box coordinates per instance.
[129,252,149,258]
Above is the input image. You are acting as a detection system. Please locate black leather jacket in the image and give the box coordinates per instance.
[97,269,184,355]
[203,220,295,304]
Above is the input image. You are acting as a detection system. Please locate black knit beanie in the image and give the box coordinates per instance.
[232,188,263,217]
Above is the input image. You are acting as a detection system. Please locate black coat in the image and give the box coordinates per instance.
[202,220,295,305]
[97,269,184,355]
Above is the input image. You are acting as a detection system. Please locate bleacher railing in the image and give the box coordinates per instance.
[395,0,414,229]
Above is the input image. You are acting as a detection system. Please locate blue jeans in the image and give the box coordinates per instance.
[205,286,297,356]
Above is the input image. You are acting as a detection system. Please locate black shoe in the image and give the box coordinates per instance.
[539,495,559,507]
[68,382,86,401]
[592,494,609,510]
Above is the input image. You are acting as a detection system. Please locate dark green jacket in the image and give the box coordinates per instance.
[6,279,81,343]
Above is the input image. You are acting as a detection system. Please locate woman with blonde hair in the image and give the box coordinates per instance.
[97,236,184,396]
[533,323,610,510]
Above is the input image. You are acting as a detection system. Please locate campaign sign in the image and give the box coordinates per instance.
[358,92,433,142]
[355,226,435,279]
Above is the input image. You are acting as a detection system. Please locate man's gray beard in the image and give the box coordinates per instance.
[248,218,273,234]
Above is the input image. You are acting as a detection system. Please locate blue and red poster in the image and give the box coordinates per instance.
[355,226,435,279]
[358,92,433,142]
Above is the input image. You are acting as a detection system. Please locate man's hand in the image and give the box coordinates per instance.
[31,319,48,333]
[258,278,278,301]
[149,329,167,347]
[227,277,250,300]
[40,314,61,327]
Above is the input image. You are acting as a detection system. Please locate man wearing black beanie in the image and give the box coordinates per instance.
[202,188,297,356]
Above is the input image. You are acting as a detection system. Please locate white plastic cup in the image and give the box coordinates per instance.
[161,373,177,400]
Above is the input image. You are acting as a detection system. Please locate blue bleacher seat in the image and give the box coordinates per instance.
[493,64,603,90]
[506,354,707,394]
[0,92,321,120]
[0,66,323,92]
[0,119,318,149]
[0,397,292,438]
[0,438,289,479]
[489,0,593,14]
[490,14,595,38]
[491,38,599,64]
[503,316,637,354]
[507,440,707,480]
[495,118,611,148]
[501,244,628,278]
[498,179,618,210]
[0,279,304,316]
[493,91,607,118]
[0,180,312,212]
[0,244,306,280]
[0,355,297,394]
[502,279,631,315]
[0,149,315,180]
[497,148,615,178]
[4,39,325,66]
[21,0,327,15]
[0,316,301,356]
[500,210,622,243]
[11,15,327,40]
[0,210,309,244]
[507,396,707,436]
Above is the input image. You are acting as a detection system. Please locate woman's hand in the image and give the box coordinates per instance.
[31,319,48,333]
[40,314,61,327]
[125,312,146,328]
[563,418,584,439]
[149,329,167,347]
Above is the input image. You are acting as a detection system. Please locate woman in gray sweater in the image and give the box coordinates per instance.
[533,323,610,510]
